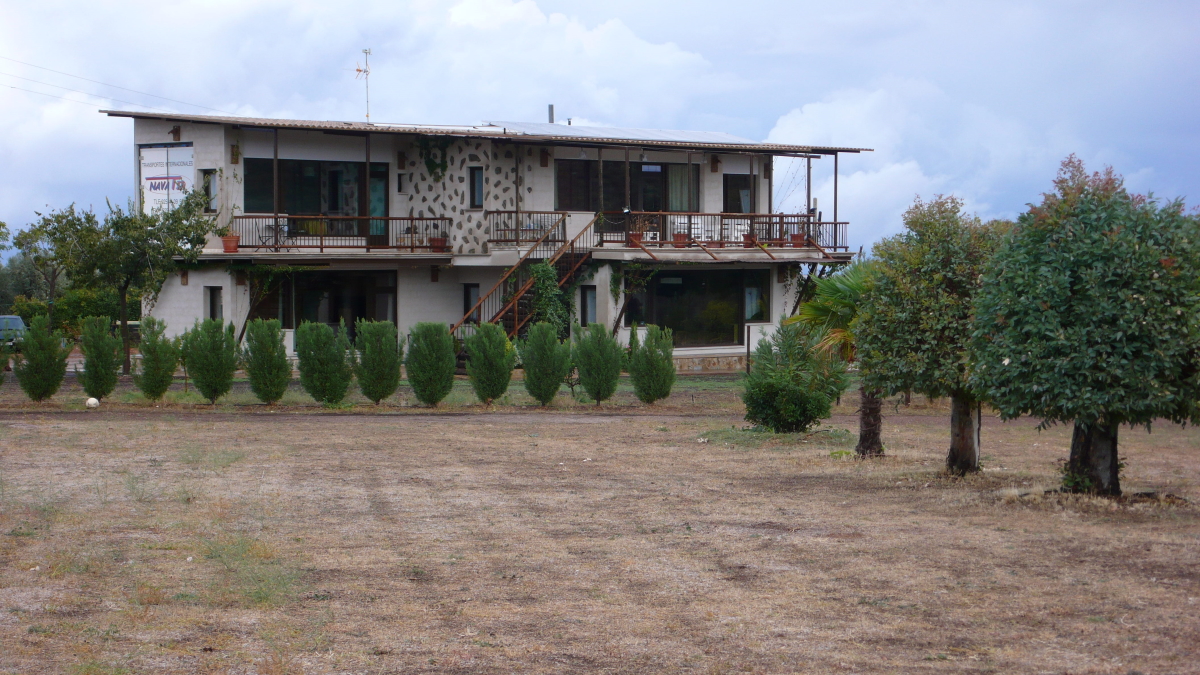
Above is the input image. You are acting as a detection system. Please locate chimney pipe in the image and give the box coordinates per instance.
[548,104,554,124]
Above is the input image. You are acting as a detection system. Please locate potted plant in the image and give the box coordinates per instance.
[671,232,688,248]
[215,223,239,253]
[429,231,450,253]
[627,215,652,247]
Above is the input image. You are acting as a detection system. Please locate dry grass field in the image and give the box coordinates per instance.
[0,375,1197,674]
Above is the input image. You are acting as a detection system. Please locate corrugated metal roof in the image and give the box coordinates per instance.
[101,110,871,154]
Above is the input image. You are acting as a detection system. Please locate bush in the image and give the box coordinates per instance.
[518,321,571,405]
[573,323,622,405]
[181,319,238,404]
[77,315,121,399]
[627,325,675,404]
[14,315,70,401]
[294,321,353,405]
[529,261,573,339]
[355,319,401,404]
[742,322,849,433]
[406,322,456,406]
[466,322,515,405]
[133,317,179,401]
[243,319,291,404]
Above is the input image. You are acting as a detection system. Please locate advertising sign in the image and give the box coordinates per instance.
[140,146,194,214]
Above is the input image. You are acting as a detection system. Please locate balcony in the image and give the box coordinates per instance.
[594,212,848,251]
[230,215,453,253]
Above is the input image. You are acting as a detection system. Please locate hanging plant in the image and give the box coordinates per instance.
[416,137,453,182]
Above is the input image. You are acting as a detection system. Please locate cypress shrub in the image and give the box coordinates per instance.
[133,317,179,401]
[572,323,622,405]
[14,315,69,401]
[406,322,456,406]
[355,319,401,404]
[77,315,121,400]
[627,325,676,404]
[295,321,354,405]
[181,319,238,404]
[465,322,515,405]
[243,318,291,404]
[518,321,571,406]
[0,342,7,388]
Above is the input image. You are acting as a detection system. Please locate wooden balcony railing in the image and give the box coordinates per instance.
[231,215,454,252]
[594,212,849,251]
[486,211,568,246]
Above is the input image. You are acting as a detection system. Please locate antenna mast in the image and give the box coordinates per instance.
[356,48,372,122]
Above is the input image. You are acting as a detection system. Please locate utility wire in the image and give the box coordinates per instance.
[4,83,120,108]
[0,72,178,113]
[0,54,235,115]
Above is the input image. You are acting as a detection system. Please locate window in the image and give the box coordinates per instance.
[555,159,597,211]
[243,158,274,213]
[580,285,597,327]
[254,270,397,337]
[206,286,223,321]
[469,167,484,208]
[243,159,389,216]
[744,269,770,322]
[200,169,218,213]
[463,283,481,324]
[624,269,771,347]
[723,174,752,213]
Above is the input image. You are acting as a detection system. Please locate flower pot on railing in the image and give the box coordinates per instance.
[743,234,756,249]
[627,232,644,247]
[672,233,688,248]
[708,240,724,248]
[430,237,449,253]
[221,234,240,253]
[789,233,806,248]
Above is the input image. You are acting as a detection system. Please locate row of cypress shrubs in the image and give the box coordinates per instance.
[3,315,677,407]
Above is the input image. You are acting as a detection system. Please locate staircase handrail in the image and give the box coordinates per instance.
[449,213,566,334]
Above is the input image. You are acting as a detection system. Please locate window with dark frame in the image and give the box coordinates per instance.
[206,286,223,321]
[580,285,597,327]
[200,169,217,213]
[624,269,771,347]
[463,283,481,324]
[469,167,484,208]
[723,174,753,213]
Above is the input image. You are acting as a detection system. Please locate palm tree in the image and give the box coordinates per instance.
[786,261,883,456]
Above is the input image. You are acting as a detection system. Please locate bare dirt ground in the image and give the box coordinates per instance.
[0,376,1197,674]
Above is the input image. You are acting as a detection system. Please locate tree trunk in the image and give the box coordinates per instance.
[855,387,883,456]
[119,281,131,375]
[1067,421,1120,496]
[946,393,981,475]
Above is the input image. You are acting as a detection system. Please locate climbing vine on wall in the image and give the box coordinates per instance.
[416,137,453,182]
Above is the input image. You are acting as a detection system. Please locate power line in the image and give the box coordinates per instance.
[0,72,178,113]
[0,54,235,115]
[4,83,114,108]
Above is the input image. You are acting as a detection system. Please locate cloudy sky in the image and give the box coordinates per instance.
[1,0,1196,252]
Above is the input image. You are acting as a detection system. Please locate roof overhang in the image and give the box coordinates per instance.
[102,110,871,156]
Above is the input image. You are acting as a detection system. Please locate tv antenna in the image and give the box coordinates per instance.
[355,48,372,122]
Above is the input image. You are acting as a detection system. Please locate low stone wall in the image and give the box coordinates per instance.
[673,355,747,373]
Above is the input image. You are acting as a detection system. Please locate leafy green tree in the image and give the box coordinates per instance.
[573,323,622,405]
[789,261,882,455]
[743,321,849,433]
[14,315,70,401]
[466,322,515,405]
[243,319,292,405]
[627,325,676,404]
[12,206,98,328]
[295,321,354,405]
[856,196,1009,475]
[406,323,456,406]
[181,319,238,404]
[77,316,121,400]
[528,262,572,339]
[970,158,1200,495]
[518,321,571,405]
[133,317,178,401]
[67,192,210,373]
[355,319,401,405]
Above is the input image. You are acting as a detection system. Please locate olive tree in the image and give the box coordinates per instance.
[970,158,1200,495]
[856,196,1009,475]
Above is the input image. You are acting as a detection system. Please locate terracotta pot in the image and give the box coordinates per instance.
[708,240,724,248]
[743,234,756,249]
[429,237,449,253]
[627,232,644,247]
[221,234,240,253]
[672,233,688,248]
[789,233,807,248]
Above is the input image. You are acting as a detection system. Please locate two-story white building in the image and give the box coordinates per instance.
[104,110,868,371]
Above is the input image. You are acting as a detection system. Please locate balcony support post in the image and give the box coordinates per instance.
[272,127,279,252]
[834,151,839,225]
